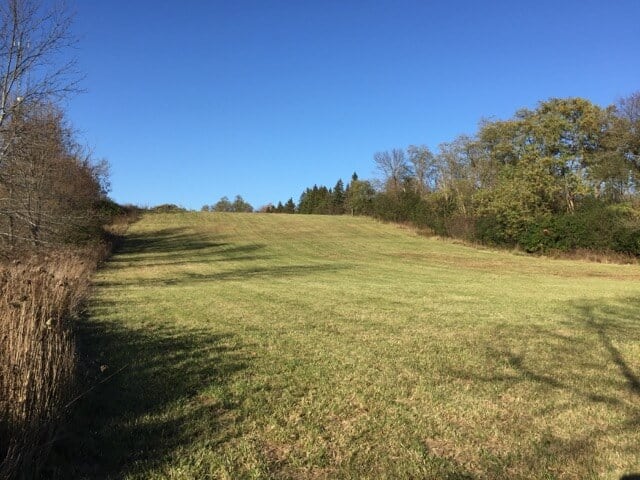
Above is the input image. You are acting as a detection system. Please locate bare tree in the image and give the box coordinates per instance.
[0,0,85,249]
[617,91,640,125]
[407,144,437,195]
[615,91,640,174]
[0,104,107,247]
[373,148,411,194]
[0,0,79,164]
[435,136,477,215]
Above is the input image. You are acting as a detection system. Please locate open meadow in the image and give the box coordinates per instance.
[57,212,640,479]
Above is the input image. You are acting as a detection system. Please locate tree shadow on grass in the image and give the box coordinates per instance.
[573,300,640,396]
[505,297,640,405]
[46,222,355,478]
[94,225,348,289]
[46,313,250,479]
[97,263,350,289]
[107,227,271,268]
[116,227,226,255]
[448,296,640,477]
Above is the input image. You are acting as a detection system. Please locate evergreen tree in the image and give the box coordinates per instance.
[316,186,332,214]
[298,188,313,214]
[332,179,346,214]
[284,198,296,213]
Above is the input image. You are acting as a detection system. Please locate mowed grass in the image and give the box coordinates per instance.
[59,213,640,479]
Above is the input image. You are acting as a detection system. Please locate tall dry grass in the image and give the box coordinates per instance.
[0,246,105,479]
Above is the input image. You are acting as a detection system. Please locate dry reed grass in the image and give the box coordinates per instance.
[0,246,105,479]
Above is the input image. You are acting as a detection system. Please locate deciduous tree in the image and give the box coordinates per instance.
[0,0,79,164]
[374,149,411,194]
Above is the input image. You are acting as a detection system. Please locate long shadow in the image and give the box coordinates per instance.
[120,244,269,268]
[108,227,272,267]
[94,225,348,288]
[448,296,640,476]
[46,221,354,477]
[44,220,358,480]
[45,227,260,477]
[468,296,640,404]
[116,227,225,255]
[574,300,640,396]
[46,314,250,479]
[96,263,349,289]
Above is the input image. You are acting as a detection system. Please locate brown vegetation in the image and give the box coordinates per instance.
[0,104,109,250]
[0,248,105,478]
[0,2,122,477]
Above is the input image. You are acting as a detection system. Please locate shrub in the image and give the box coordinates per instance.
[149,204,187,213]
[516,202,640,255]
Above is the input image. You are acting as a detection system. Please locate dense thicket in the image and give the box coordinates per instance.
[268,93,640,256]
[0,105,109,251]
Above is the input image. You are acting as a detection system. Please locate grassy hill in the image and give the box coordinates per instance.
[59,213,640,479]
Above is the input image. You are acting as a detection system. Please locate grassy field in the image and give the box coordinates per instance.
[55,213,640,479]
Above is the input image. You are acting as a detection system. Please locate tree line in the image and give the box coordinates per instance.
[262,173,374,216]
[265,93,640,256]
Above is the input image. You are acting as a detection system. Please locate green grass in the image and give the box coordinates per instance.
[55,213,640,479]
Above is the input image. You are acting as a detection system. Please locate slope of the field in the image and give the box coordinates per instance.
[62,213,640,479]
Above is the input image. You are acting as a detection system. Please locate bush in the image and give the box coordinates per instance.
[149,204,187,213]
[475,214,518,246]
[516,202,640,255]
[443,215,477,241]
[371,191,429,225]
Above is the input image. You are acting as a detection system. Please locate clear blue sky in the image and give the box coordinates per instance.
[66,0,640,210]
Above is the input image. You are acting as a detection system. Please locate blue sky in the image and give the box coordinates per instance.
[67,1,640,210]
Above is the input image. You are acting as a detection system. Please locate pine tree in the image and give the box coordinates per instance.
[284,198,296,213]
[332,179,345,214]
